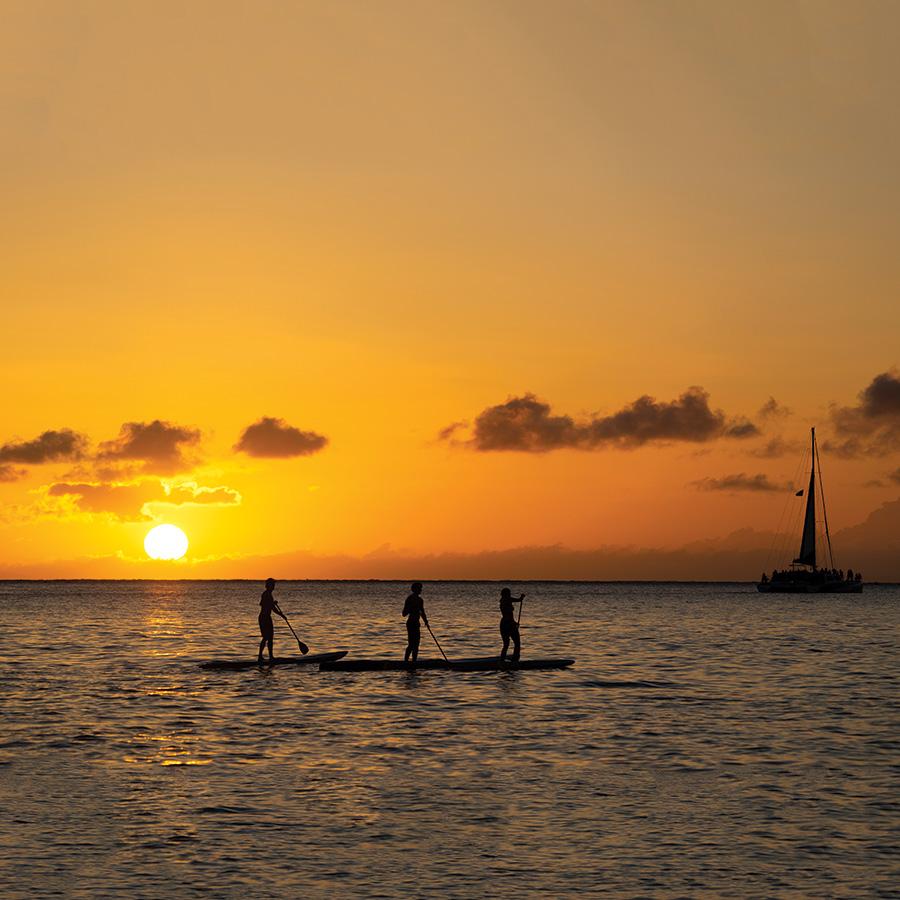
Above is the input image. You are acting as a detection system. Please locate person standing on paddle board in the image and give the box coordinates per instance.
[499,587,524,662]
[402,582,429,664]
[258,578,288,663]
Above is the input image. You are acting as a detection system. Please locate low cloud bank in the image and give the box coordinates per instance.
[6,499,898,581]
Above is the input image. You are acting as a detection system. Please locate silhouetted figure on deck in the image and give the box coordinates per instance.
[403,582,429,664]
[499,587,524,662]
[258,578,287,663]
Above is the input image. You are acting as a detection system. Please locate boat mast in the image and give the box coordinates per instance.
[813,427,835,569]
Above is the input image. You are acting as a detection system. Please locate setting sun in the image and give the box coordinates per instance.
[144,524,189,561]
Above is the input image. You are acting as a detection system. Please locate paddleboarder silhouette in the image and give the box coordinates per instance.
[499,587,524,662]
[258,578,309,664]
[402,582,429,664]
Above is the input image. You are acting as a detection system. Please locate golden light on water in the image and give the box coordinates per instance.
[144,524,189,560]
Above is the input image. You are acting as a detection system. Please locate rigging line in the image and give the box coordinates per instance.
[779,447,807,556]
[765,479,795,574]
[814,430,835,569]
[766,444,808,572]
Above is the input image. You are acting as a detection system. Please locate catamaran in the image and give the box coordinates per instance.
[757,427,863,593]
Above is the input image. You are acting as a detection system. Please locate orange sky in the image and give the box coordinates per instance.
[1,2,898,578]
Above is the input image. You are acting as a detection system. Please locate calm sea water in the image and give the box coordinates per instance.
[0,581,897,898]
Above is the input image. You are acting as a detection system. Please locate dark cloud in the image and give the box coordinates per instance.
[758,397,791,420]
[723,418,761,439]
[0,464,26,482]
[0,429,87,464]
[97,420,201,474]
[450,388,758,452]
[890,467,900,485]
[235,417,328,458]
[858,370,900,417]
[691,473,788,493]
[467,395,577,451]
[48,480,240,520]
[826,369,900,457]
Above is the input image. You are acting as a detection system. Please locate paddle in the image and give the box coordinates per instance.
[425,621,448,662]
[517,594,525,626]
[281,613,309,655]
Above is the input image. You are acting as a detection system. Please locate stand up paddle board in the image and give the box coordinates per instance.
[200,650,347,671]
[318,656,574,672]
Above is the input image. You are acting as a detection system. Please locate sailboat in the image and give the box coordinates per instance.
[757,427,863,593]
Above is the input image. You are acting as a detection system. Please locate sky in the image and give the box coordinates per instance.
[1,1,898,578]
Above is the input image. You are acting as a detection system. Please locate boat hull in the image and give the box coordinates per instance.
[756,581,863,594]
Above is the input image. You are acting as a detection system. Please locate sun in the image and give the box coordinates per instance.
[144,524,189,560]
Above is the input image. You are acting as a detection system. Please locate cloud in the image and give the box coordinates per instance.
[163,483,242,506]
[722,418,761,439]
[0,429,87,464]
[235,417,328,458]
[758,397,791,420]
[691,473,789,493]
[890,468,900,485]
[436,421,468,443]
[97,420,202,474]
[47,481,164,521]
[748,436,803,459]
[0,464,26,482]
[825,369,900,457]
[47,479,240,520]
[446,388,759,452]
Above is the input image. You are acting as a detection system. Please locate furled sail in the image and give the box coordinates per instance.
[794,431,817,567]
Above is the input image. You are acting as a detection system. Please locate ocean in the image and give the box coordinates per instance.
[0,581,897,898]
